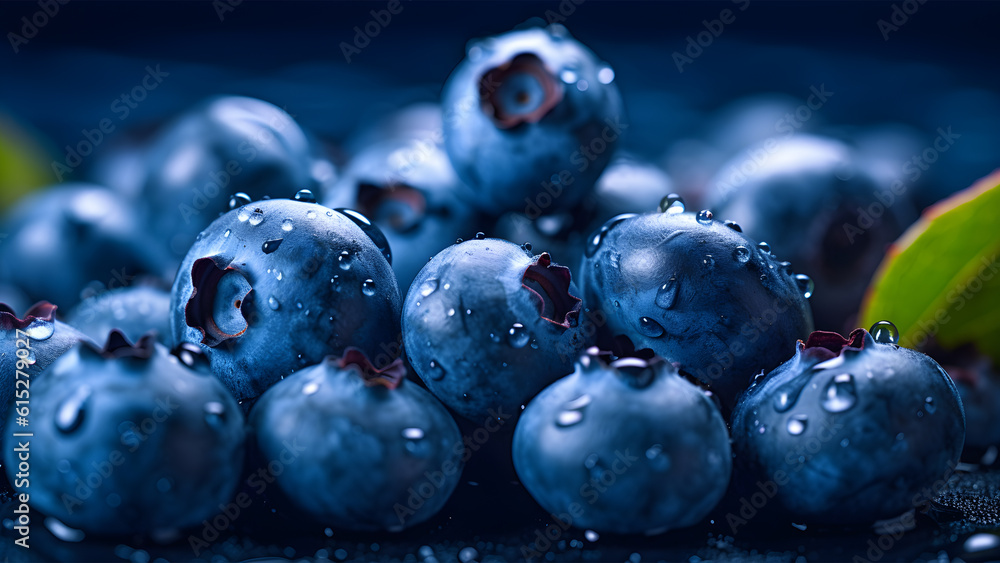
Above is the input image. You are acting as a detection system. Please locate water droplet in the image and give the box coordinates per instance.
[428,360,446,380]
[597,66,615,84]
[655,277,679,309]
[447,308,456,317]
[964,533,1000,553]
[262,238,283,254]
[925,396,937,414]
[560,69,578,83]
[229,193,251,209]
[585,530,600,542]
[773,380,806,412]
[638,317,665,338]
[585,213,636,257]
[56,385,91,433]
[294,189,317,203]
[204,401,226,427]
[658,193,685,214]
[303,381,320,395]
[870,320,898,344]
[821,373,857,413]
[584,453,599,469]
[786,414,808,436]
[795,274,814,299]
[724,220,742,232]
[335,208,392,265]
[703,255,715,269]
[338,251,353,270]
[645,444,670,472]
[522,242,532,251]
[306,210,317,219]
[417,279,438,297]
[475,232,486,240]
[402,428,424,440]
[697,210,714,224]
[268,296,280,310]
[44,517,84,542]
[757,241,771,253]
[362,279,376,296]
[24,318,54,340]
[237,207,250,222]
[281,219,294,232]
[248,208,264,226]
[404,427,430,457]
[489,332,501,343]
[556,410,583,427]
[733,246,751,264]
[508,323,530,348]
[223,229,231,238]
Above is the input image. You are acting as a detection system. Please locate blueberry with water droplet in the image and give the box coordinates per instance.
[578,210,813,410]
[171,198,401,403]
[294,189,317,203]
[403,239,592,421]
[4,331,244,534]
[230,192,251,209]
[731,327,964,525]
[514,350,731,534]
[869,320,898,344]
[250,348,461,530]
[658,193,685,214]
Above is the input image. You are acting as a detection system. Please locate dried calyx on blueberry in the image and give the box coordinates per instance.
[577,197,815,411]
[731,322,965,525]
[513,346,732,535]
[170,196,401,403]
[403,238,593,421]
[249,348,462,531]
[442,22,624,212]
[4,330,245,535]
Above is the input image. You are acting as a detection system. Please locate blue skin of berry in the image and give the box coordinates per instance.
[325,132,485,294]
[578,210,814,410]
[170,198,402,403]
[403,239,593,422]
[705,135,914,332]
[4,334,245,535]
[0,184,170,310]
[0,302,94,435]
[442,25,624,213]
[731,329,965,525]
[513,353,732,534]
[67,285,173,346]
[141,96,328,261]
[249,355,463,531]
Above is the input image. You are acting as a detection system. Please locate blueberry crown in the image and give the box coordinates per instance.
[336,347,407,390]
[801,328,871,363]
[0,301,57,331]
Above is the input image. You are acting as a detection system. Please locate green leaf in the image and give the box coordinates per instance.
[860,169,1000,362]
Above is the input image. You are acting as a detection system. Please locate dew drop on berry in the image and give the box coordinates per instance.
[223,229,231,238]
[794,274,815,299]
[447,308,456,317]
[338,251,353,270]
[821,373,857,413]
[655,277,678,309]
[489,332,501,343]
[268,296,280,310]
[778,260,792,273]
[248,208,265,226]
[294,189,317,203]
[658,193,685,214]
[597,65,615,84]
[55,385,91,433]
[428,360,446,380]
[870,320,898,344]
[586,213,636,257]
[281,219,294,232]
[262,238,283,254]
[404,428,430,458]
[585,530,600,542]
[237,207,250,222]
[522,242,532,252]
[361,279,376,296]
[773,381,805,413]
[229,192,251,209]
[203,401,226,427]
[696,209,714,224]
[724,220,742,232]
[584,453,599,469]
[638,317,665,338]
[508,323,530,348]
[733,246,751,264]
[703,255,715,269]
[302,381,320,395]
[475,231,486,240]
[44,517,85,542]
[417,278,438,297]
[645,444,670,472]
[24,318,54,340]
[556,410,583,427]
[757,241,771,253]
[786,414,808,435]
[925,396,936,414]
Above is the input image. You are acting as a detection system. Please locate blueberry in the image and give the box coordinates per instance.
[4,331,245,535]
[325,105,484,293]
[513,349,732,534]
[705,135,915,332]
[403,238,593,421]
[730,326,965,525]
[578,206,814,410]
[932,345,1000,451]
[170,198,401,403]
[66,284,172,345]
[0,184,169,309]
[442,24,624,212]
[1,302,93,435]
[140,96,333,260]
[249,349,462,531]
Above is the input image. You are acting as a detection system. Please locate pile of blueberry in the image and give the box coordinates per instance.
[0,20,978,557]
